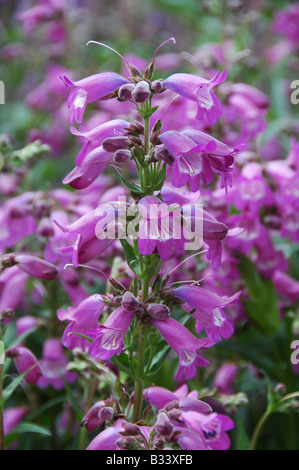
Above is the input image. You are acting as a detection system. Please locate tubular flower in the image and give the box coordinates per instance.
[163,70,227,125]
[61,73,130,124]
[88,307,135,360]
[160,129,239,192]
[171,285,241,342]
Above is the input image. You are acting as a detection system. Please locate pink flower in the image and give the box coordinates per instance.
[88,307,134,360]
[163,70,227,125]
[61,73,130,124]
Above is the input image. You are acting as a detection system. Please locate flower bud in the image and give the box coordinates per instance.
[14,254,58,280]
[121,291,140,312]
[155,412,173,437]
[147,303,170,320]
[102,136,130,153]
[98,406,115,421]
[120,422,140,436]
[151,80,164,93]
[0,308,14,321]
[129,121,144,135]
[116,436,136,450]
[150,134,162,146]
[1,253,16,269]
[143,62,155,80]
[113,149,132,164]
[131,81,151,103]
[127,63,142,77]
[155,146,174,165]
[118,83,135,100]
[81,401,105,431]
[37,218,54,237]
[6,346,42,385]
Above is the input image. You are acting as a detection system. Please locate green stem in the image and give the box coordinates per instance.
[0,364,4,451]
[132,280,149,423]
[250,392,299,450]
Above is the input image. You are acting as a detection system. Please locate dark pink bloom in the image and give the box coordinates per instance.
[153,317,212,380]
[88,307,134,360]
[37,338,77,390]
[180,411,234,450]
[6,346,42,385]
[171,285,241,342]
[61,73,130,124]
[3,407,28,435]
[160,129,239,192]
[70,119,129,165]
[273,270,299,304]
[58,294,104,351]
[212,363,238,394]
[163,70,227,125]
[81,401,106,432]
[14,254,58,280]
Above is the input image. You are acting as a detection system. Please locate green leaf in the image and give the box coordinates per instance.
[111,353,135,377]
[7,422,51,437]
[120,239,141,275]
[235,411,250,450]
[3,365,38,402]
[140,258,162,281]
[119,175,143,195]
[238,256,280,334]
[147,344,171,377]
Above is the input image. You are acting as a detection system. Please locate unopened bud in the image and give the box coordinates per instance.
[0,308,14,321]
[143,62,155,80]
[131,81,151,103]
[121,422,140,436]
[102,136,130,153]
[150,134,162,146]
[129,121,144,135]
[155,412,173,437]
[127,63,142,77]
[98,406,115,421]
[118,83,135,101]
[116,436,136,450]
[37,218,54,237]
[113,149,132,164]
[155,146,174,165]
[147,303,170,320]
[121,291,140,312]
[14,254,58,281]
[151,80,164,93]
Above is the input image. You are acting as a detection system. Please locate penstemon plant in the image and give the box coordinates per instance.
[52,38,242,450]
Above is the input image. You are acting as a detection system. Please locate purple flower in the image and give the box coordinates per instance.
[171,285,241,342]
[153,317,212,380]
[87,421,125,450]
[37,338,77,390]
[212,363,238,394]
[6,346,42,385]
[58,294,104,351]
[88,307,134,360]
[70,119,129,165]
[3,407,28,435]
[61,73,130,124]
[159,129,239,192]
[14,254,58,281]
[81,401,106,431]
[53,209,115,267]
[163,70,227,125]
[180,411,234,450]
[137,196,183,260]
